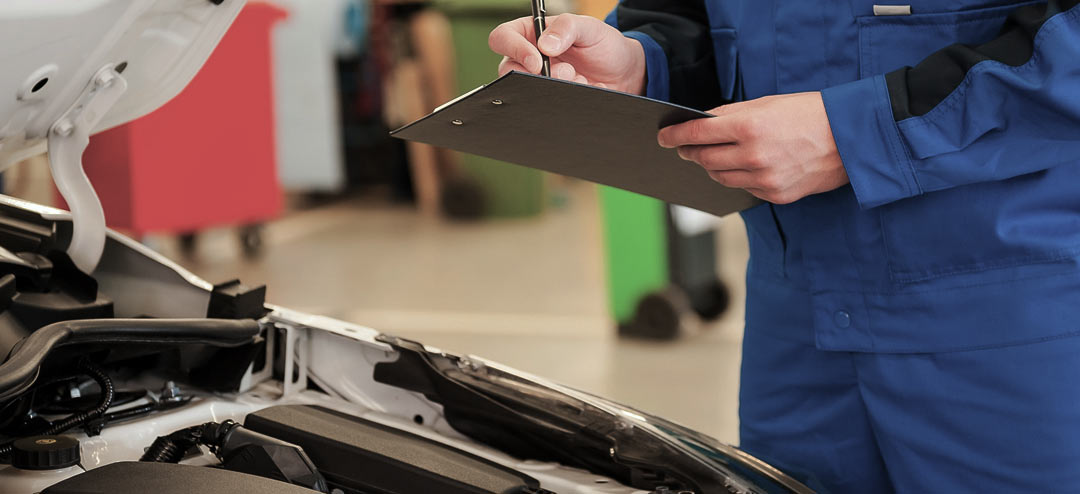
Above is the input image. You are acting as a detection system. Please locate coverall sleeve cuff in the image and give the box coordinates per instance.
[622,31,670,102]
[821,75,921,208]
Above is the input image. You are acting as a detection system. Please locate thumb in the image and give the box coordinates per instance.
[537,14,604,57]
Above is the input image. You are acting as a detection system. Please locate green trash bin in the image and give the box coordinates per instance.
[437,0,545,218]
[601,188,732,340]
[600,187,669,325]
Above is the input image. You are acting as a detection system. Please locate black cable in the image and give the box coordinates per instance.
[38,362,114,436]
[0,361,114,457]
[101,402,156,423]
[39,389,148,415]
[83,396,193,436]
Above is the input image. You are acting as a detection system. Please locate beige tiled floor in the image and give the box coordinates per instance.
[152,183,750,444]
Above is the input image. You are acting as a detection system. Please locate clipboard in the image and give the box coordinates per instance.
[390,71,761,217]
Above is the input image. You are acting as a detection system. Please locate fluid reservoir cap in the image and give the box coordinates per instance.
[11,435,80,470]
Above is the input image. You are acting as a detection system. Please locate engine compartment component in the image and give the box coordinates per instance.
[0,234,265,463]
[141,420,328,492]
[372,336,815,494]
[0,361,113,459]
[41,462,319,494]
[372,337,725,493]
[244,404,552,494]
[0,317,260,405]
[10,435,80,471]
[0,197,814,494]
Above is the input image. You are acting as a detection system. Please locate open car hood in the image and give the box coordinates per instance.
[0,0,244,168]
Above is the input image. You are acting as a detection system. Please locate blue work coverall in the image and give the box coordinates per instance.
[606,1,1080,492]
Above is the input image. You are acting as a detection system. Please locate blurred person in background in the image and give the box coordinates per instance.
[490,1,1080,493]
[379,0,461,214]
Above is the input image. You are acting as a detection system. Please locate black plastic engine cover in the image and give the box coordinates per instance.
[42,461,317,494]
[244,405,550,494]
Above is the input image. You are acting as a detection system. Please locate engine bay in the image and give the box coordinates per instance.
[0,197,812,494]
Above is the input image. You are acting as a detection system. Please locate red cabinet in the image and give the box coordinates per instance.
[81,3,287,235]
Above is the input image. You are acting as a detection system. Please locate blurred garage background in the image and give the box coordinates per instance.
[4,0,749,445]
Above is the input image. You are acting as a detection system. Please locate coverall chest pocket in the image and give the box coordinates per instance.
[857,2,1068,284]
[855,2,1038,79]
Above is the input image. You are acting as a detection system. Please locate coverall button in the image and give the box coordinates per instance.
[834,311,851,329]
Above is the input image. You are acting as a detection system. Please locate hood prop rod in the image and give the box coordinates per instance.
[47,64,127,274]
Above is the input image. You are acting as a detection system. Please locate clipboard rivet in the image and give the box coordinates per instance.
[491,99,503,105]
[451,119,464,126]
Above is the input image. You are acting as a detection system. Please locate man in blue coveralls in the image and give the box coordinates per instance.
[490,1,1080,492]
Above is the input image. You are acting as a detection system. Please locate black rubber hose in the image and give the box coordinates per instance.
[140,426,201,463]
[140,421,236,463]
[0,318,261,402]
[0,361,114,457]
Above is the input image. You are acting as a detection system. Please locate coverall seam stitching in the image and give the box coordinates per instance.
[837,192,878,351]
[878,209,896,278]
[855,1,1043,27]
[821,88,877,206]
[758,261,1080,295]
[890,245,1080,284]
[897,14,1071,133]
[895,6,1080,130]
[919,329,1080,354]
[772,0,780,94]
[873,80,915,193]
[864,14,1038,29]
[858,16,870,78]
[821,9,831,88]
[834,329,1080,355]
[848,355,897,490]
[875,77,921,196]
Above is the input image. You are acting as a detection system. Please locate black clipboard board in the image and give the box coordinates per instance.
[391,72,761,217]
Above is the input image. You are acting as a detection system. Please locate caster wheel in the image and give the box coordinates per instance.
[618,286,694,341]
[689,279,731,322]
[178,232,198,258]
[239,224,264,259]
[440,177,486,220]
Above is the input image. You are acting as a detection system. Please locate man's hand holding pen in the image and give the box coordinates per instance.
[488,14,849,204]
[489,14,648,95]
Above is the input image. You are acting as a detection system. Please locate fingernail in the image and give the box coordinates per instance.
[524,55,538,73]
[558,65,577,81]
[538,33,561,53]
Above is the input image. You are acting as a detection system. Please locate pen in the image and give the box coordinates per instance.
[531,0,551,77]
